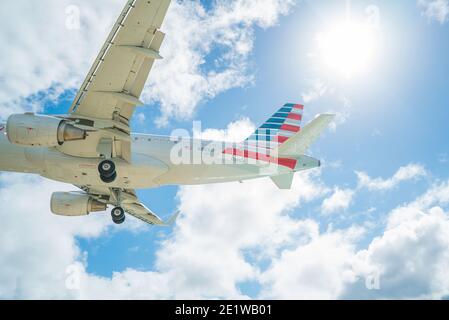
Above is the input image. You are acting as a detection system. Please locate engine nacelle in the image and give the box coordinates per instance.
[51,192,107,217]
[6,113,87,147]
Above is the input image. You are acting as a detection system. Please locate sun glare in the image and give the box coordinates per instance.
[316,20,379,79]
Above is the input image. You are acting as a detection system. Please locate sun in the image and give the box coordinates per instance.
[316,20,379,79]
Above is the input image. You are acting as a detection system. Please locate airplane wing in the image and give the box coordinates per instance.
[69,0,170,121]
[120,189,179,226]
[78,185,178,226]
[123,201,179,226]
[276,114,335,157]
[60,0,171,161]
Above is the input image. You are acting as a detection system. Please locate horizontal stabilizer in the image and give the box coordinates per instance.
[276,114,335,157]
[271,173,295,190]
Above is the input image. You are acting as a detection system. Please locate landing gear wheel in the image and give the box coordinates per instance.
[99,159,115,176]
[111,207,125,224]
[101,172,117,184]
[99,160,116,183]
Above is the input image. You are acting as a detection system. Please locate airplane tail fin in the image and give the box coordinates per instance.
[244,103,304,149]
[275,114,335,157]
[222,104,333,172]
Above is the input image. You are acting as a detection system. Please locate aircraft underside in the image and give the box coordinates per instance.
[0,128,321,225]
[0,109,327,225]
[0,131,310,189]
[0,0,332,226]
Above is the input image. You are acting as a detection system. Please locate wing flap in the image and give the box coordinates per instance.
[121,202,164,225]
[122,201,179,226]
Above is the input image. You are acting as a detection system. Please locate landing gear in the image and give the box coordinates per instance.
[109,189,125,224]
[99,159,116,183]
[111,206,125,224]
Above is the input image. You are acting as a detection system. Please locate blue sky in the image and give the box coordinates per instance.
[1,0,449,299]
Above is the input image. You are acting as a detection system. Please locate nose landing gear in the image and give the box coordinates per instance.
[98,159,116,183]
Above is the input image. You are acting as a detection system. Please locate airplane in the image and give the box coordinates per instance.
[0,0,334,226]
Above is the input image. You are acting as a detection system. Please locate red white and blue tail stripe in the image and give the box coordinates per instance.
[245,103,303,147]
[223,103,304,170]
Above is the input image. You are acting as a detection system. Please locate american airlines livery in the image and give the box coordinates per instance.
[0,0,334,226]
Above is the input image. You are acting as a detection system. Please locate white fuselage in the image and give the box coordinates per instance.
[0,130,318,189]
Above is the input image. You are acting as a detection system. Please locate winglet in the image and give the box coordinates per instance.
[163,210,181,227]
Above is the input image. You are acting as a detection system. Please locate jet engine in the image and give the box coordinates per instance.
[6,113,87,147]
[51,192,107,216]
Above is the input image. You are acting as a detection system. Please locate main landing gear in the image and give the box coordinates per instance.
[109,188,125,224]
[111,206,125,224]
[98,159,117,183]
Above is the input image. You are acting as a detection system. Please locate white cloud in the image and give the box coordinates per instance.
[321,188,355,215]
[412,181,449,209]
[3,152,449,299]
[301,80,328,104]
[0,173,111,299]
[346,205,449,299]
[82,179,449,300]
[199,117,255,142]
[0,172,153,299]
[0,0,295,125]
[72,169,327,299]
[418,0,449,24]
[146,0,295,126]
[260,180,449,300]
[356,164,427,191]
[76,268,172,299]
[0,0,124,119]
[259,226,362,299]
[154,175,325,299]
